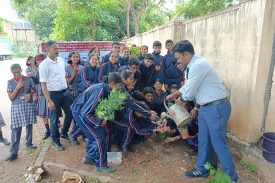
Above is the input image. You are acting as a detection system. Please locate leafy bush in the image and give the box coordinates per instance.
[95,89,127,121]
[13,41,37,58]
[204,162,231,183]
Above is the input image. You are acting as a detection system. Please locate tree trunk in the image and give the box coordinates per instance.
[126,2,130,38]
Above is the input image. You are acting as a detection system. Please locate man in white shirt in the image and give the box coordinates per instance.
[166,40,240,183]
[39,40,73,151]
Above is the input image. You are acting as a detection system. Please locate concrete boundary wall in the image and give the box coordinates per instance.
[126,0,275,143]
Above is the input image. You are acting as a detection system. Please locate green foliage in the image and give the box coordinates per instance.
[95,89,127,121]
[11,0,58,40]
[176,0,232,19]
[12,41,37,58]
[239,160,257,174]
[0,18,6,35]
[156,132,170,139]
[204,162,232,183]
[129,46,140,58]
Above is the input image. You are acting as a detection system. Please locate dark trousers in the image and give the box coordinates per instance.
[9,124,33,156]
[72,112,108,167]
[49,89,73,144]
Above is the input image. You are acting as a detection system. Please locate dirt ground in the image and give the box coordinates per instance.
[42,135,266,183]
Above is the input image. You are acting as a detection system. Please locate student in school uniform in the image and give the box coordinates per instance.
[0,112,10,145]
[25,56,39,85]
[139,54,157,90]
[101,42,122,64]
[111,70,159,153]
[152,41,164,81]
[35,54,51,140]
[5,63,38,161]
[119,47,130,66]
[77,54,100,94]
[143,87,158,113]
[163,39,183,89]
[70,72,123,173]
[153,79,168,115]
[39,40,73,151]
[118,57,141,91]
[98,52,120,82]
[85,47,100,65]
[65,50,83,101]
[138,45,148,64]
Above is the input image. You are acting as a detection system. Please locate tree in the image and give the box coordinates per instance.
[176,0,232,19]
[11,0,58,40]
[0,18,6,35]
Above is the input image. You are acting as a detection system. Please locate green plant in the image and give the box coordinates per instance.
[129,45,140,58]
[246,162,257,174]
[205,162,231,183]
[95,89,127,121]
[155,132,170,139]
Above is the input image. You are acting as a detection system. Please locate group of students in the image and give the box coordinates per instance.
[3,40,199,173]
[2,38,241,182]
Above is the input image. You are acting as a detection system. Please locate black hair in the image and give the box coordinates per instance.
[140,45,148,50]
[103,72,122,84]
[143,87,155,95]
[26,56,34,66]
[67,50,81,65]
[122,47,130,52]
[154,79,163,85]
[112,42,120,47]
[109,51,119,58]
[165,39,174,45]
[10,63,21,71]
[170,84,179,90]
[144,53,154,61]
[46,40,57,48]
[121,70,134,80]
[153,40,162,47]
[172,40,195,55]
[128,57,139,66]
[88,47,99,57]
[87,54,98,64]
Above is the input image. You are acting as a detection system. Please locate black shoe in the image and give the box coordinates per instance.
[0,138,10,146]
[42,131,51,140]
[82,157,95,165]
[26,144,37,149]
[185,168,209,178]
[60,133,70,141]
[5,154,18,161]
[122,147,134,154]
[95,166,116,173]
[69,134,80,145]
[52,142,65,151]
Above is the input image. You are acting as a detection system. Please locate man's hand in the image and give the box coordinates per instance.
[176,97,184,105]
[166,94,174,102]
[47,99,56,111]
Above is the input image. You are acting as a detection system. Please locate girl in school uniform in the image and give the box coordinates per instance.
[119,47,130,66]
[0,112,10,145]
[65,50,83,100]
[70,72,122,173]
[35,54,51,140]
[5,63,37,161]
[98,52,120,82]
[77,54,100,94]
[84,47,100,66]
[26,56,39,85]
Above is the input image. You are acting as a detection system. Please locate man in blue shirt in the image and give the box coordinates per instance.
[166,40,240,183]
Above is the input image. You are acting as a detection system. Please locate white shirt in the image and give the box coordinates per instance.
[179,55,228,105]
[39,56,68,91]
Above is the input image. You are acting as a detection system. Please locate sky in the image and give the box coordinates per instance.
[0,0,20,22]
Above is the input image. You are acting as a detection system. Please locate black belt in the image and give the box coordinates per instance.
[50,89,67,93]
[202,98,229,107]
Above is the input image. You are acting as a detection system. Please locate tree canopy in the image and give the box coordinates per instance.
[11,0,233,41]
